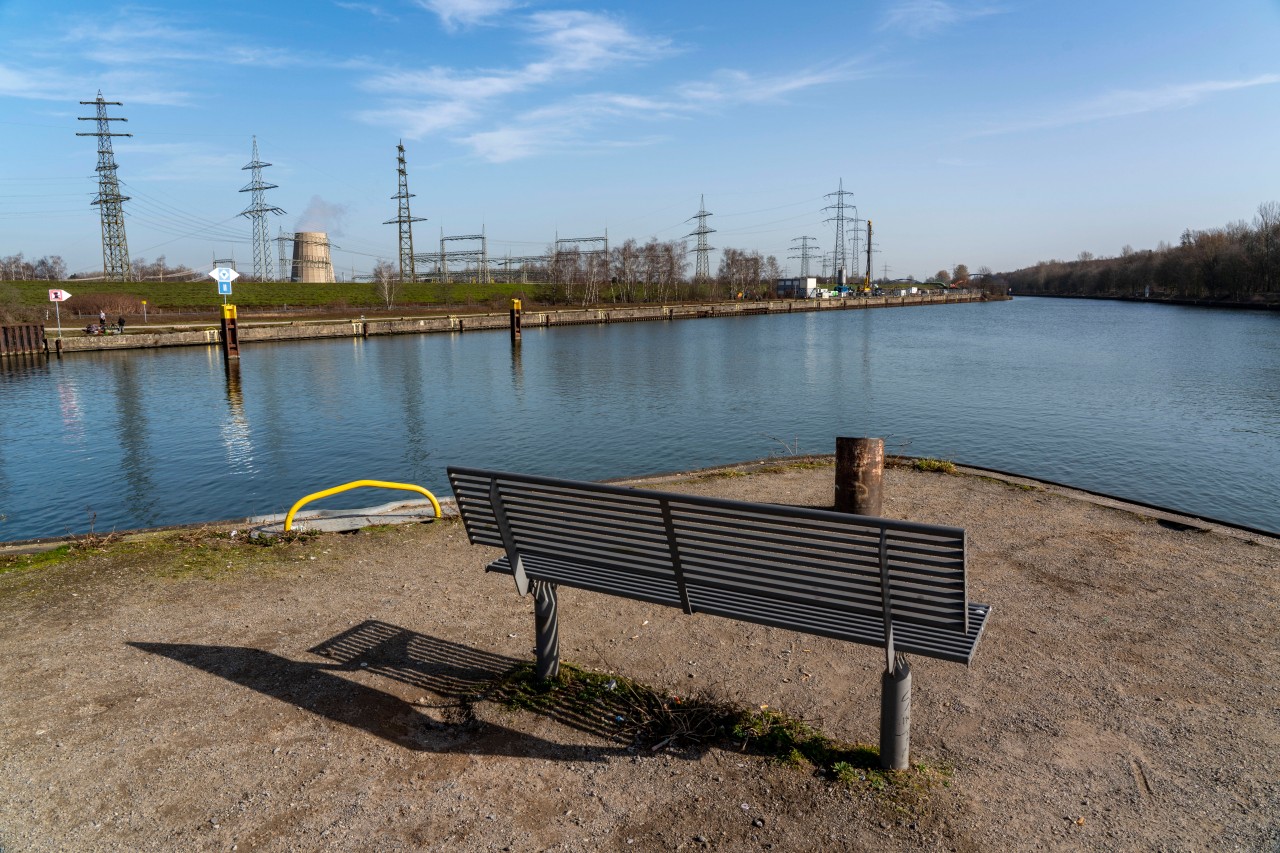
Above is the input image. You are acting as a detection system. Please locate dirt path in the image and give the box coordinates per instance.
[1,462,1276,851]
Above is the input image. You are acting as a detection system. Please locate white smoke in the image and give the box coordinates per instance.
[294,195,348,237]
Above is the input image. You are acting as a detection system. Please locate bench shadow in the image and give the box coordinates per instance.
[129,620,670,762]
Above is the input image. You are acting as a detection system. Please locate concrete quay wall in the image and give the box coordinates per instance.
[48,291,991,354]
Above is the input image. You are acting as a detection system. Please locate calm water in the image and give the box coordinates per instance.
[2,298,1278,541]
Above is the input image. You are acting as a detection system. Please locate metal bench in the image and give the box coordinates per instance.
[447,466,992,768]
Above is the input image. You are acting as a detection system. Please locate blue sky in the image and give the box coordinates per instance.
[1,0,1278,280]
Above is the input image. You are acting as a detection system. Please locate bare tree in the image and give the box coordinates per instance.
[761,255,783,296]
[372,259,399,308]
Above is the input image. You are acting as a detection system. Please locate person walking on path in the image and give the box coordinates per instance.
[99,310,106,328]
[117,316,126,334]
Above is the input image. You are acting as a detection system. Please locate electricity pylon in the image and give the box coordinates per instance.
[789,236,819,277]
[823,179,856,282]
[76,92,133,281]
[685,195,715,283]
[239,136,285,281]
[384,141,426,282]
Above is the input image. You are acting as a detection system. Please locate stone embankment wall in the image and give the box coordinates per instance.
[49,291,994,354]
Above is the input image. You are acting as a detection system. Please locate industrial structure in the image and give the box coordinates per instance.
[384,141,426,283]
[789,235,819,278]
[290,232,335,283]
[438,230,489,284]
[76,92,133,281]
[823,179,856,288]
[686,195,715,284]
[239,137,285,281]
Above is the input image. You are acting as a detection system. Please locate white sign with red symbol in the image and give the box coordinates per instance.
[48,289,72,301]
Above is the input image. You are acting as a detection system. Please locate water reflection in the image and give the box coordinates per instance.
[220,359,256,474]
[394,343,432,484]
[510,341,523,397]
[57,374,85,445]
[111,357,159,526]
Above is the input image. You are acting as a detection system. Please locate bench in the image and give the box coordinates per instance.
[447,466,992,768]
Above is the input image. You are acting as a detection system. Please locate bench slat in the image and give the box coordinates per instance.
[486,554,683,608]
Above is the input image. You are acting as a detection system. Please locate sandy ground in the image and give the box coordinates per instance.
[0,461,1276,852]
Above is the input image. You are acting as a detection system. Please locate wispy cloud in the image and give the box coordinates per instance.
[0,63,191,106]
[61,10,300,69]
[357,9,675,149]
[359,4,871,162]
[0,64,84,101]
[455,62,871,162]
[678,62,871,106]
[879,0,1002,37]
[414,0,520,30]
[334,1,398,23]
[971,74,1280,137]
[364,10,671,101]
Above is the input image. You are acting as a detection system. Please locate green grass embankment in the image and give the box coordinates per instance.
[4,279,533,315]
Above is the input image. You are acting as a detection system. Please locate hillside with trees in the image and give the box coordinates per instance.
[999,202,1280,306]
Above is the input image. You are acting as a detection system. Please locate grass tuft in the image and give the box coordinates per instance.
[912,458,957,475]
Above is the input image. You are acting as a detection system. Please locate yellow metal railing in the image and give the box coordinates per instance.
[284,479,442,532]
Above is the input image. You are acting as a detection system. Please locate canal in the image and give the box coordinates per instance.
[3,297,1278,541]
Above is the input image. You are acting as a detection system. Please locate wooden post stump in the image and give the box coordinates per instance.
[835,436,884,516]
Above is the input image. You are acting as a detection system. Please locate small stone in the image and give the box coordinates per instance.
[752,817,764,827]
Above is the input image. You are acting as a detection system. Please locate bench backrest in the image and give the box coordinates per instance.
[448,467,987,664]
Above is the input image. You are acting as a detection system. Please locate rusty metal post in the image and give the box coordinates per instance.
[510,297,522,343]
[835,436,884,516]
[220,304,240,360]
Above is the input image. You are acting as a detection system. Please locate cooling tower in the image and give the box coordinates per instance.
[290,231,335,283]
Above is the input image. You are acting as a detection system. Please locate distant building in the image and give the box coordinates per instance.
[776,277,818,298]
[290,232,335,283]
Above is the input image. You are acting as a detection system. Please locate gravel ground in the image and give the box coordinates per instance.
[0,461,1276,852]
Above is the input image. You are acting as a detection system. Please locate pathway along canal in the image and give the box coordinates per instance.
[2,297,1278,541]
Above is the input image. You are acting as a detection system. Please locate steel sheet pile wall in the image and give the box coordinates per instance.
[0,324,46,356]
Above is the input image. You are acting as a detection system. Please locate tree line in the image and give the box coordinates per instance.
[999,202,1280,304]
[532,239,788,306]
[0,253,200,283]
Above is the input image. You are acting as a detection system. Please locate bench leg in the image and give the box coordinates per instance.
[879,655,912,770]
[533,581,561,681]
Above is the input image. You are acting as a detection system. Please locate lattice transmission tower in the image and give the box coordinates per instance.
[239,136,285,281]
[823,179,856,282]
[685,195,715,283]
[77,92,133,281]
[789,236,819,277]
[384,141,426,283]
